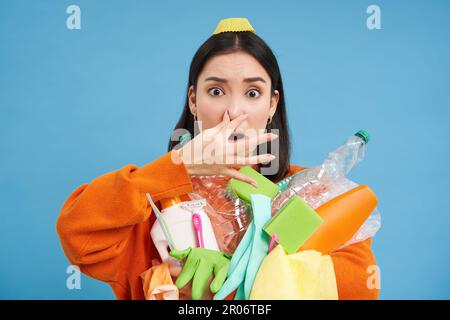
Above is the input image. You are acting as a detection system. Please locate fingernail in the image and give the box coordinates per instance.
[266,154,276,161]
[251,180,258,188]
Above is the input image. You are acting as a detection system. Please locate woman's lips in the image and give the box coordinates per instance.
[228,132,245,141]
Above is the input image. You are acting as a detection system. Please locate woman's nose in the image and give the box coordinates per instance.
[227,102,246,120]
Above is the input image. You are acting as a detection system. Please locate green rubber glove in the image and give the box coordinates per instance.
[169,247,231,300]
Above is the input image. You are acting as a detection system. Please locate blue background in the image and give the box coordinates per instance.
[1,0,449,299]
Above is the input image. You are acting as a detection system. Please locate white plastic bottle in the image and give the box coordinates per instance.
[150,196,220,264]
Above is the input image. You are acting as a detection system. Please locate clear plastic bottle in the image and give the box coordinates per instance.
[321,130,369,182]
[272,130,381,248]
[189,176,251,256]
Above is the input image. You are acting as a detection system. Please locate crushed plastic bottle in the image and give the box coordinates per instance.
[272,130,381,248]
[189,175,251,256]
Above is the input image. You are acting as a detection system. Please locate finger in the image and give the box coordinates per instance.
[222,167,258,188]
[216,110,230,130]
[207,111,230,135]
[246,132,278,150]
[213,250,249,300]
[233,132,278,158]
[192,259,214,300]
[223,113,248,132]
[223,110,230,122]
[175,252,198,289]
[210,260,230,293]
[170,247,192,260]
[236,154,276,165]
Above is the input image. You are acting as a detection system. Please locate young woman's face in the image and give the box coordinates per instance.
[188,51,279,134]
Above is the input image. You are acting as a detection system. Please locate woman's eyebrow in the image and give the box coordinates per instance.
[244,76,266,84]
[204,76,267,84]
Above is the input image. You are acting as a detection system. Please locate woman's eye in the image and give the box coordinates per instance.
[208,88,224,96]
[246,89,261,98]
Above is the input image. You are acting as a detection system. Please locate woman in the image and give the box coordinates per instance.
[56,18,379,300]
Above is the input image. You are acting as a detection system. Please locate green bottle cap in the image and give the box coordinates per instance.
[355,130,370,144]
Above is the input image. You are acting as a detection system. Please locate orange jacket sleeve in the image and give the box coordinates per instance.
[330,238,380,300]
[56,151,193,283]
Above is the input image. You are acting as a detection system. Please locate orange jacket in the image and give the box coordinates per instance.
[56,151,379,300]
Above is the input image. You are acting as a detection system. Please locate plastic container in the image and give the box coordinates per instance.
[272,130,381,248]
[300,185,378,253]
[150,196,220,264]
[189,175,252,256]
